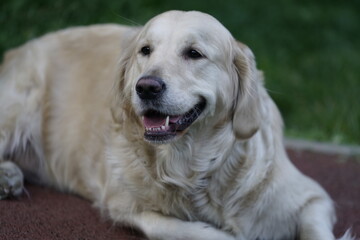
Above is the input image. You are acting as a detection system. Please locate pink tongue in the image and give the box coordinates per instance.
[169,116,181,123]
[143,116,166,128]
[143,115,181,128]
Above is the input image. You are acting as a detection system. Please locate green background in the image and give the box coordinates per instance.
[1,0,359,145]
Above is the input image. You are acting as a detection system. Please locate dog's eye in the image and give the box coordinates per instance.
[140,46,151,56]
[185,49,204,60]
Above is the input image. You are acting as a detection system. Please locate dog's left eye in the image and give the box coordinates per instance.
[185,49,204,60]
[140,46,151,56]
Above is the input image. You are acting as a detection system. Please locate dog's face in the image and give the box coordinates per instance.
[116,11,262,144]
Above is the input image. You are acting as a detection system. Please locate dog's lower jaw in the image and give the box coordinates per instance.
[144,131,177,144]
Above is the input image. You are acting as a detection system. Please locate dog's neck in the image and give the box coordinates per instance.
[108,115,275,223]
[149,122,245,190]
[116,111,274,194]
[145,122,277,224]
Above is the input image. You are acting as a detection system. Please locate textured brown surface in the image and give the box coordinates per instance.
[288,149,360,238]
[0,184,145,240]
[0,149,359,240]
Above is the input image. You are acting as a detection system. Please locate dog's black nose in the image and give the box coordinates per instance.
[136,76,166,100]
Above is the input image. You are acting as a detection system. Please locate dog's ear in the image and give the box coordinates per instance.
[111,28,141,124]
[232,41,263,140]
[110,55,129,124]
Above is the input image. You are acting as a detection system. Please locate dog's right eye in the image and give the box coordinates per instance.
[140,46,151,56]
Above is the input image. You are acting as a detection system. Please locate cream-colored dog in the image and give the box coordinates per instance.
[0,11,355,240]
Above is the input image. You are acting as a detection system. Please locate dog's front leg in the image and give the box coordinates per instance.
[298,198,341,240]
[128,211,235,240]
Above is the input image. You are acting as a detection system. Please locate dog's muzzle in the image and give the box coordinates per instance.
[135,76,206,144]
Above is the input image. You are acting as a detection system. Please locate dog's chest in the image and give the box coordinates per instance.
[140,175,226,226]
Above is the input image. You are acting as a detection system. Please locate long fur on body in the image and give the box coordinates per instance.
[0,11,355,240]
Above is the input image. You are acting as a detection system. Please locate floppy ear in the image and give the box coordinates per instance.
[232,41,263,140]
[110,54,129,124]
[110,29,140,124]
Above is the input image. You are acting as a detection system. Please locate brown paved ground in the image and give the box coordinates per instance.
[0,148,359,240]
[289,149,360,238]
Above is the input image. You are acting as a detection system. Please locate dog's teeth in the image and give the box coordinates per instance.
[146,126,167,132]
[165,116,169,127]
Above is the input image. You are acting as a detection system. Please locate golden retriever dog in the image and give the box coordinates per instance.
[0,10,355,240]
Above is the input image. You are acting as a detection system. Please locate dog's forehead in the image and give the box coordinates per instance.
[144,11,233,45]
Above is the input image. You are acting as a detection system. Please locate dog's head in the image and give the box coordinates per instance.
[113,11,263,144]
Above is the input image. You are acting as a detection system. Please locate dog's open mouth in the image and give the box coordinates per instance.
[141,99,206,143]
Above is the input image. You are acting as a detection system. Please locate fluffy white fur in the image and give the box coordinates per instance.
[0,11,355,240]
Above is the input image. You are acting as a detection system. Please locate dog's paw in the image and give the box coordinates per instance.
[191,222,236,240]
[0,161,24,199]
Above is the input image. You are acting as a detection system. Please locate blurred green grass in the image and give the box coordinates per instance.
[1,0,359,145]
